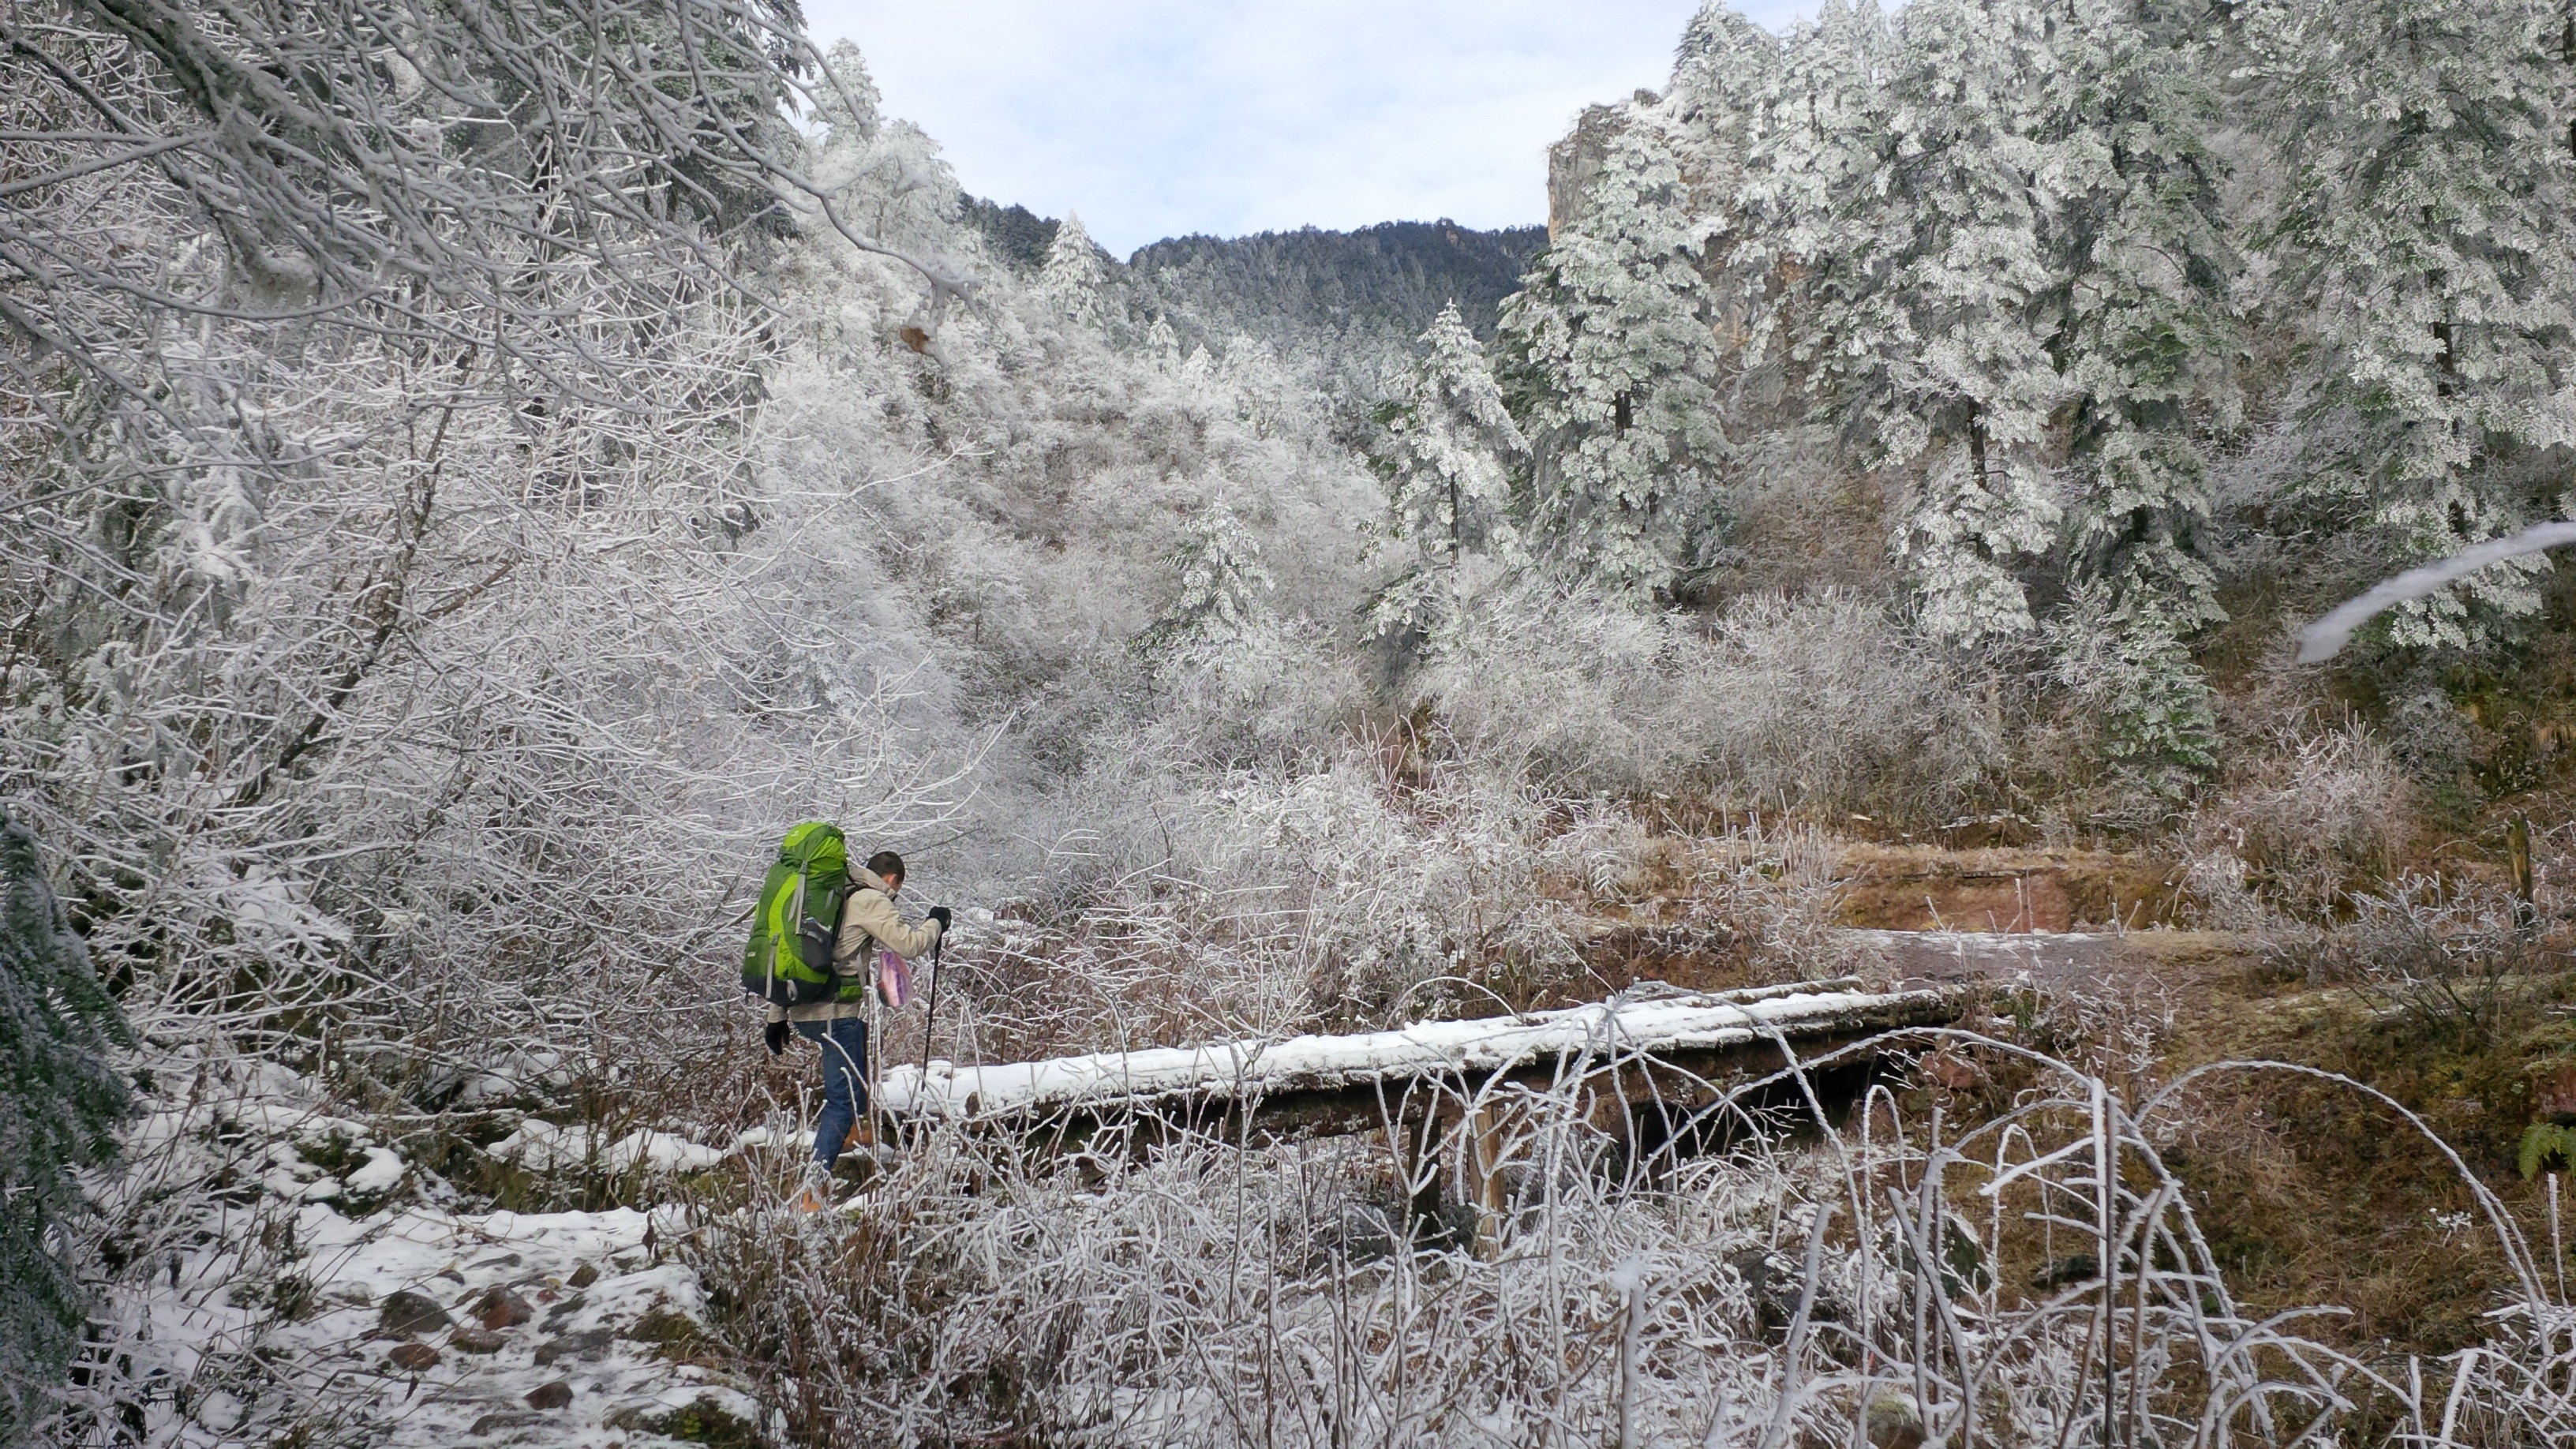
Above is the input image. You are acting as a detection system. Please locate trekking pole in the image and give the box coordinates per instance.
[919,930,944,1080]
[865,966,882,1157]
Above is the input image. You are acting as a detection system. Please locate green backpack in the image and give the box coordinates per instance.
[743,822,855,1006]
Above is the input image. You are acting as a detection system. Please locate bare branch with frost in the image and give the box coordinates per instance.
[2297,522,2576,663]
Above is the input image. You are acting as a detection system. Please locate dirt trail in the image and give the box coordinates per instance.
[1821,841,2268,994]
[1578,834,2262,1003]
[1830,841,2191,933]
[1840,925,2260,995]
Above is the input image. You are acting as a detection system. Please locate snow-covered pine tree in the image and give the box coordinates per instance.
[2032,0,2241,785]
[2046,0,2237,619]
[1668,5,1783,227]
[1140,496,1277,665]
[1724,0,1889,412]
[1218,333,1294,438]
[1,808,131,1446]
[1786,0,2065,644]
[2246,0,2576,651]
[1664,4,1788,369]
[814,39,883,144]
[1759,0,2234,777]
[1673,2,1786,125]
[1037,212,1114,331]
[1747,0,1890,243]
[1368,301,1529,641]
[1496,120,1728,601]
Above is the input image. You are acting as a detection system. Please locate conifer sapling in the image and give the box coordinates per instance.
[0,808,133,1444]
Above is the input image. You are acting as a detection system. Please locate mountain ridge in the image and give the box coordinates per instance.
[959,196,1544,347]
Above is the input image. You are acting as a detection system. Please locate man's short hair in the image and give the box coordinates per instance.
[866,849,905,882]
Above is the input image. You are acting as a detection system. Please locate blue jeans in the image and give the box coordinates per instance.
[795,1017,868,1170]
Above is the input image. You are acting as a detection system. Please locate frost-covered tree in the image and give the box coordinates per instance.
[1744,0,1889,235]
[1668,3,1784,256]
[2245,0,2576,650]
[1496,122,1728,601]
[1780,0,2065,642]
[1217,332,1297,438]
[813,38,884,143]
[2045,0,2239,628]
[2016,0,2241,785]
[1752,0,2233,758]
[0,17,987,1358]
[1,809,130,1446]
[1717,0,1889,408]
[1140,497,1277,664]
[1037,212,1114,330]
[1381,303,1528,564]
[807,42,972,308]
[1369,302,1529,639]
[844,123,962,253]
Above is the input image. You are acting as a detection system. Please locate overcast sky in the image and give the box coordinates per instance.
[798,1,1818,258]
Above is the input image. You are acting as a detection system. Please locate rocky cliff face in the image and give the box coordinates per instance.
[1546,90,1659,239]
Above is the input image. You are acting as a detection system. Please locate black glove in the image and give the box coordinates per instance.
[927,905,952,932]
[764,1020,791,1057]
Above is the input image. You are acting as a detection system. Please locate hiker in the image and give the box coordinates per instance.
[760,847,948,1202]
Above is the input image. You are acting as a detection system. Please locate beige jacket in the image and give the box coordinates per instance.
[766,866,944,1024]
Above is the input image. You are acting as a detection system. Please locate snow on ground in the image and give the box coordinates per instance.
[95,1047,769,1447]
[878,979,1955,1119]
[100,978,1954,1442]
[238,1201,766,1447]
[487,1120,732,1175]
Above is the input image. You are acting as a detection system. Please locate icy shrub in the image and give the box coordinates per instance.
[2046,582,2218,799]
[2186,725,2416,921]
[1534,811,1859,987]
[1409,578,1679,788]
[1235,766,1586,1023]
[1686,591,2008,824]
[1697,818,1859,982]
[2382,670,2485,791]
[932,758,1587,1060]
[2312,878,2559,1053]
[1140,614,1365,773]
[683,1031,2570,1448]
[1421,585,2007,825]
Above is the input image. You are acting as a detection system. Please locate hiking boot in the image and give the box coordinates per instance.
[791,1163,834,1213]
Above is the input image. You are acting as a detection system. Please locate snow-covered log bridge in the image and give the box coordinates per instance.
[876,978,1961,1148]
[873,979,1960,1245]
